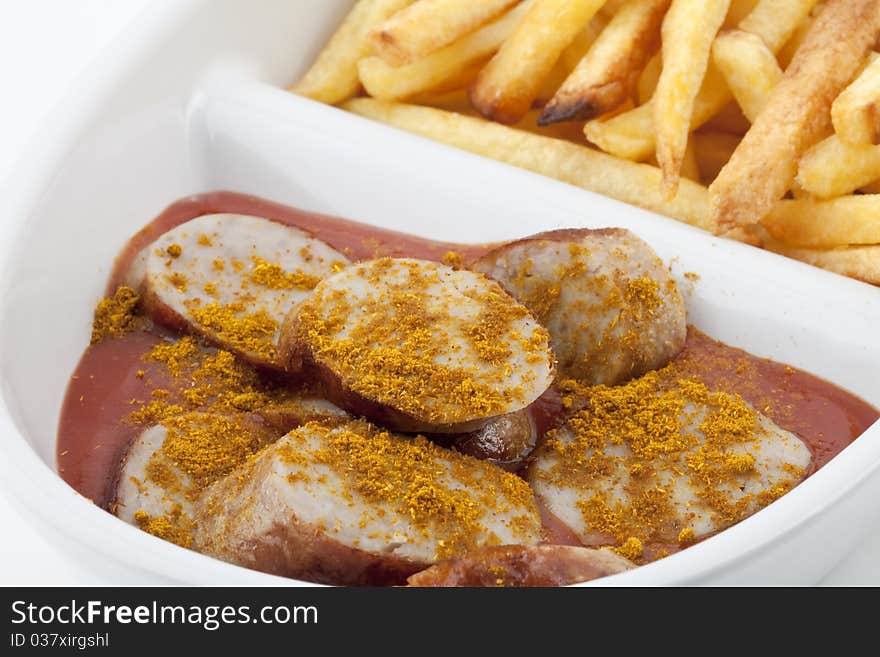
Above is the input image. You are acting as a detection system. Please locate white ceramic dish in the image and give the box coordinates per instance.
[1,0,879,585]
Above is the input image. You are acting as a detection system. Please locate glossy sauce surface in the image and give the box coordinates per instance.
[107,191,488,294]
[60,192,879,528]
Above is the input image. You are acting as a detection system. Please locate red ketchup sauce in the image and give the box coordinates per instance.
[58,191,880,542]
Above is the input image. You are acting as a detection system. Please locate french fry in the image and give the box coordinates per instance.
[724,0,760,27]
[534,58,574,107]
[536,13,606,106]
[861,178,880,194]
[410,88,476,113]
[538,0,669,125]
[598,0,630,18]
[789,180,811,199]
[291,0,413,104]
[712,29,783,122]
[601,96,636,118]
[535,17,609,105]
[357,2,533,101]
[832,54,880,145]
[692,131,741,183]
[549,21,615,101]
[709,0,880,233]
[470,0,609,125]
[423,58,492,95]
[762,195,880,248]
[515,109,594,143]
[737,0,820,52]
[583,97,654,159]
[680,140,701,183]
[701,102,750,136]
[637,53,661,104]
[795,135,880,199]
[370,0,519,66]
[533,18,610,105]
[559,15,608,71]
[654,0,730,198]
[589,74,722,162]
[344,98,712,228]
[764,239,880,285]
[723,224,766,247]
[586,65,734,161]
[777,12,813,69]
[584,0,819,161]
[647,146,699,181]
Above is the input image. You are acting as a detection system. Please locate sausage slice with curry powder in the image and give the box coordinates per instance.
[472,228,686,385]
[407,544,635,587]
[193,419,543,586]
[441,408,538,472]
[143,214,349,371]
[280,257,556,433]
[528,374,812,560]
[112,412,280,548]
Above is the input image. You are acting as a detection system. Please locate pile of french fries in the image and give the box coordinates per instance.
[292,0,880,285]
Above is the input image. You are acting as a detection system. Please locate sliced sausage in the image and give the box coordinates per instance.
[445,409,538,471]
[406,544,635,587]
[143,213,349,370]
[280,257,555,433]
[113,423,196,531]
[528,373,812,556]
[193,419,543,585]
[254,396,350,434]
[471,228,686,385]
[113,412,278,547]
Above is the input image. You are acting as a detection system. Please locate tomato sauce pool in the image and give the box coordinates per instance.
[58,191,879,518]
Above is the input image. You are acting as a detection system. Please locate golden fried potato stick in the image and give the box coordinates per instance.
[692,131,740,183]
[777,11,814,69]
[764,239,880,285]
[584,0,820,161]
[343,98,709,228]
[424,58,491,95]
[538,0,669,125]
[515,109,598,143]
[344,98,711,228]
[358,1,533,100]
[796,135,880,198]
[701,102,750,136]
[654,0,730,198]
[530,15,609,106]
[410,88,476,113]
[524,14,616,107]
[586,67,728,162]
[637,53,661,104]
[680,140,701,182]
[559,14,609,70]
[833,54,880,145]
[470,0,609,125]
[534,59,575,107]
[861,178,880,194]
[763,195,880,248]
[647,139,699,181]
[712,29,782,122]
[530,16,609,106]
[709,0,880,234]
[370,0,520,65]
[724,0,760,27]
[598,0,629,17]
[291,0,413,104]
[788,180,811,199]
[737,0,821,52]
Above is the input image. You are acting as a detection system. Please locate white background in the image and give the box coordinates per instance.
[0,0,878,585]
[0,0,151,585]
